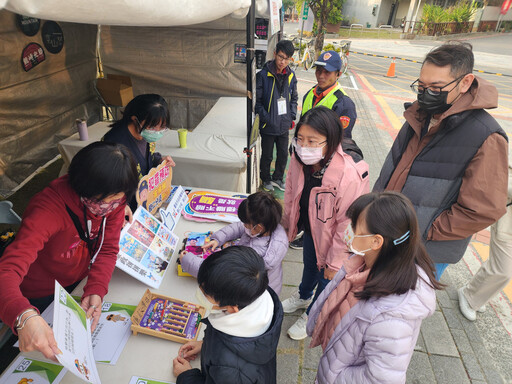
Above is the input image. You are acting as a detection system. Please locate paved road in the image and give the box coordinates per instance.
[412,33,512,56]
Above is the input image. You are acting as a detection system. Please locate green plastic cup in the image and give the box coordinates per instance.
[178,128,188,148]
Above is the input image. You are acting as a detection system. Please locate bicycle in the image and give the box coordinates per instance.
[289,36,316,71]
[332,40,351,76]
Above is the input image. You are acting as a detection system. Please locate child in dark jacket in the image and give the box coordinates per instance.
[180,191,288,295]
[173,246,284,384]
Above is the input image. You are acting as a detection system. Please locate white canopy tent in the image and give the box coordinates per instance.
[0,0,281,197]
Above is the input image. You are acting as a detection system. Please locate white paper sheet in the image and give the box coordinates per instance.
[52,282,101,384]
[0,356,67,384]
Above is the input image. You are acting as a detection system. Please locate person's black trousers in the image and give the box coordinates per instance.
[260,132,289,183]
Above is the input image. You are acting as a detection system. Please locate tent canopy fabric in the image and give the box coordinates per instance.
[1,0,252,26]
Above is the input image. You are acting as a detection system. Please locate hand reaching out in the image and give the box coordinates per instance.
[18,313,61,361]
[202,239,219,252]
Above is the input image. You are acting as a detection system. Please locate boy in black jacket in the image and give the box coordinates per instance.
[173,246,284,384]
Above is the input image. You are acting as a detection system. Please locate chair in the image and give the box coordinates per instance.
[0,201,21,225]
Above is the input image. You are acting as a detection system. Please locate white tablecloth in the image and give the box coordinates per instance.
[58,97,260,193]
[5,191,230,383]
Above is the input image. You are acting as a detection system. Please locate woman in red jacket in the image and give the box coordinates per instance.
[0,142,138,360]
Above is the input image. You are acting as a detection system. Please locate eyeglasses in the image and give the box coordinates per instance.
[410,74,466,96]
[276,53,291,62]
[135,118,169,133]
[293,137,327,148]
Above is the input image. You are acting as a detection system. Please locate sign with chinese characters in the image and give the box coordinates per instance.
[116,207,179,289]
[42,21,64,54]
[269,0,281,36]
[16,15,40,36]
[136,162,172,215]
[52,281,101,384]
[21,43,45,72]
[183,191,246,223]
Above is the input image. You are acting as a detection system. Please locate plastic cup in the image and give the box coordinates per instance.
[178,129,188,148]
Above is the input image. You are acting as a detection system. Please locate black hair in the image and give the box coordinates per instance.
[237,191,282,234]
[423,41,474,78]
[346,191,443,300]
[69,141,139,201]
[293,106,343,168]
[109,94,170,133]
[276,40,295,58]
[197,246,268,309]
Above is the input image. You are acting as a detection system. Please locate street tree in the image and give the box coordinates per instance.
[297,0,344,58]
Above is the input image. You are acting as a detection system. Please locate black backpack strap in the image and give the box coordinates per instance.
[65,204,104,263]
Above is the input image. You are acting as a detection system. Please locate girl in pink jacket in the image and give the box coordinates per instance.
[307,192,442,383]
[281,107,370,340]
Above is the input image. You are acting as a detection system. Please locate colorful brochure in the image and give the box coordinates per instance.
[17,298,136,365]
[52,281,100,383]
[159,186,189,231]
[128,377,174,384]
[0,356,66,384]
[117,207,179,289]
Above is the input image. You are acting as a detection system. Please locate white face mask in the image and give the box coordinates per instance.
[293,140,325,165]
[195,287,214,316]
[343,224,374,256]
[244,225,261,238]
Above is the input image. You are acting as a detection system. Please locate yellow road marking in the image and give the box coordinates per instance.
[367,74,417,93]
[359,74,403,131]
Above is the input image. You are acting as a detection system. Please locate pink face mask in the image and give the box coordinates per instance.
[293,140,326,165]
[81,196,126,217]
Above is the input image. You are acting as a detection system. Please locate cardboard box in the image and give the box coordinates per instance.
[96,74,133,106]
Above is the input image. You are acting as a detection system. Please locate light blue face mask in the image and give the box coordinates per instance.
[141,129,165,143]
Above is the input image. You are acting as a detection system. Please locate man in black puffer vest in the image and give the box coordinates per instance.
[374,42,508,279]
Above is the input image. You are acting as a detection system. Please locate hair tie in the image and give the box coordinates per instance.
[393,230,410,246]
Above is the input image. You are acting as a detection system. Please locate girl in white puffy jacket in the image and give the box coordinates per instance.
[307,191,442,384]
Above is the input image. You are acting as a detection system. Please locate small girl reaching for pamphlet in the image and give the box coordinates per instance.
[180,191,288,295]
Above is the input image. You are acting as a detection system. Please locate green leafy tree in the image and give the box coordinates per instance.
[283,0,295,12]
[297,0,345,58]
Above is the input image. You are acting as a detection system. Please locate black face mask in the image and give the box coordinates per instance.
[417,91,451,115]
[413,74,467,116]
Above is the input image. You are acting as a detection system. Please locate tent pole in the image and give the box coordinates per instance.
[246,0,256,194]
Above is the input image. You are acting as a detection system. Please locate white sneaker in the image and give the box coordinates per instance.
[458,287,476,321]
[281,291,312,313]
[477,304,487,313]
[288,312,308,340]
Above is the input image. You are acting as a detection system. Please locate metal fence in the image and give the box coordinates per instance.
[403,21,474,36]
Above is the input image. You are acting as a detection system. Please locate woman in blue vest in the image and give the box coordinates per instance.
[103,94,175,212]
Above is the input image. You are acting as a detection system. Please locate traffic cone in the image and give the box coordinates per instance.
[385,57,397,78]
